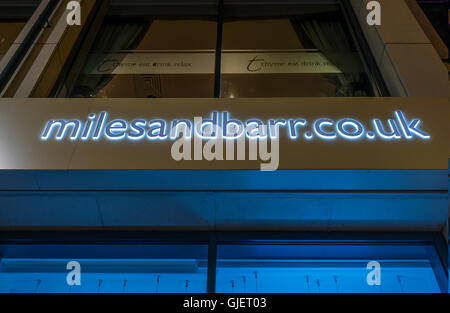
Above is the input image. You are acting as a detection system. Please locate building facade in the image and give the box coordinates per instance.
[0,0,448,293]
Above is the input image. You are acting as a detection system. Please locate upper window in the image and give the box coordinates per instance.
[68,0,218,98]
[220,3,376,97]
[72,18,218,98]
[62,0,386,98]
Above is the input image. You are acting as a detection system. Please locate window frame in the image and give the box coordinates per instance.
[52,0,389,98]
[0,231,446,293]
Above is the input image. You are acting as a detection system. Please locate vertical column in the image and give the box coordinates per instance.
[350,0,448,96]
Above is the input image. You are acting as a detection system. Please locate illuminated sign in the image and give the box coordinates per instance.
[41,111,431,142]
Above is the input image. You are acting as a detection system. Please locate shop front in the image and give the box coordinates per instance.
[0,0,448,294]
[0,97,447,293]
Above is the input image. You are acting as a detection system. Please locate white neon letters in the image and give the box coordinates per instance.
[41,110,430,142]
[313,118,336,140]
[336,119,364,140]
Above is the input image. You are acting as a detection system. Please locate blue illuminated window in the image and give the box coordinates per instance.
[0,244,208,293]
[216,243,443,293]
[0,236,445,293]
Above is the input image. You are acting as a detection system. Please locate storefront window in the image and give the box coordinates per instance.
[71,18,217,98]
[65,1,385,98]
[216,243,442,293]
[70,2,218,98]
[0,244,208,293]
[220,3,376,97]
[0,237,445,293]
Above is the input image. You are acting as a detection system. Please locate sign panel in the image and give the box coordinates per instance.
[221,52,342,74]
[0,98,448,170]
[86,52,342,75]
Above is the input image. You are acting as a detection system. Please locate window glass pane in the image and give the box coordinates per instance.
[216,243,442,293]
[0,244,208,293]
[220,3,379,97]
[71,3,218,98]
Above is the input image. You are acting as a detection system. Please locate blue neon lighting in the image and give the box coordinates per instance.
[41,119,82,141]
[195,112,218,139]
[394,111,430,140]
[304,131,314,140]
[80,113,96,141]
[373,119,402,140]
[366,132,376,140]
[147,120,168,140]
[222,112,245,139]
[336,119,364,140]
[41,111,431,142]
[127,119,147,141]
[170,120,193,140]
[268,119,287,139]
[313,118,336,140]
[288,119,307,139]
[105,120,128,141]
[245,119,267,139]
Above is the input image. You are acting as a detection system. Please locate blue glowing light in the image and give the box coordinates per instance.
[336,119,364,140]
[313,118,336,140]
[40,111,431,142]
[366,132,376,140]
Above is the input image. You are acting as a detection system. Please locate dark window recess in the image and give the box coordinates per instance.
[65,1,386,98]
[71,19,217,98]
[417,0,448,50]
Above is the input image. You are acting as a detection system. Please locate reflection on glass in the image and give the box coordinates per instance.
[69,3,384,98]
[216,244,442,293]
[0,244,208,293]
[220,6,376,97]
[72,19,217,98]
